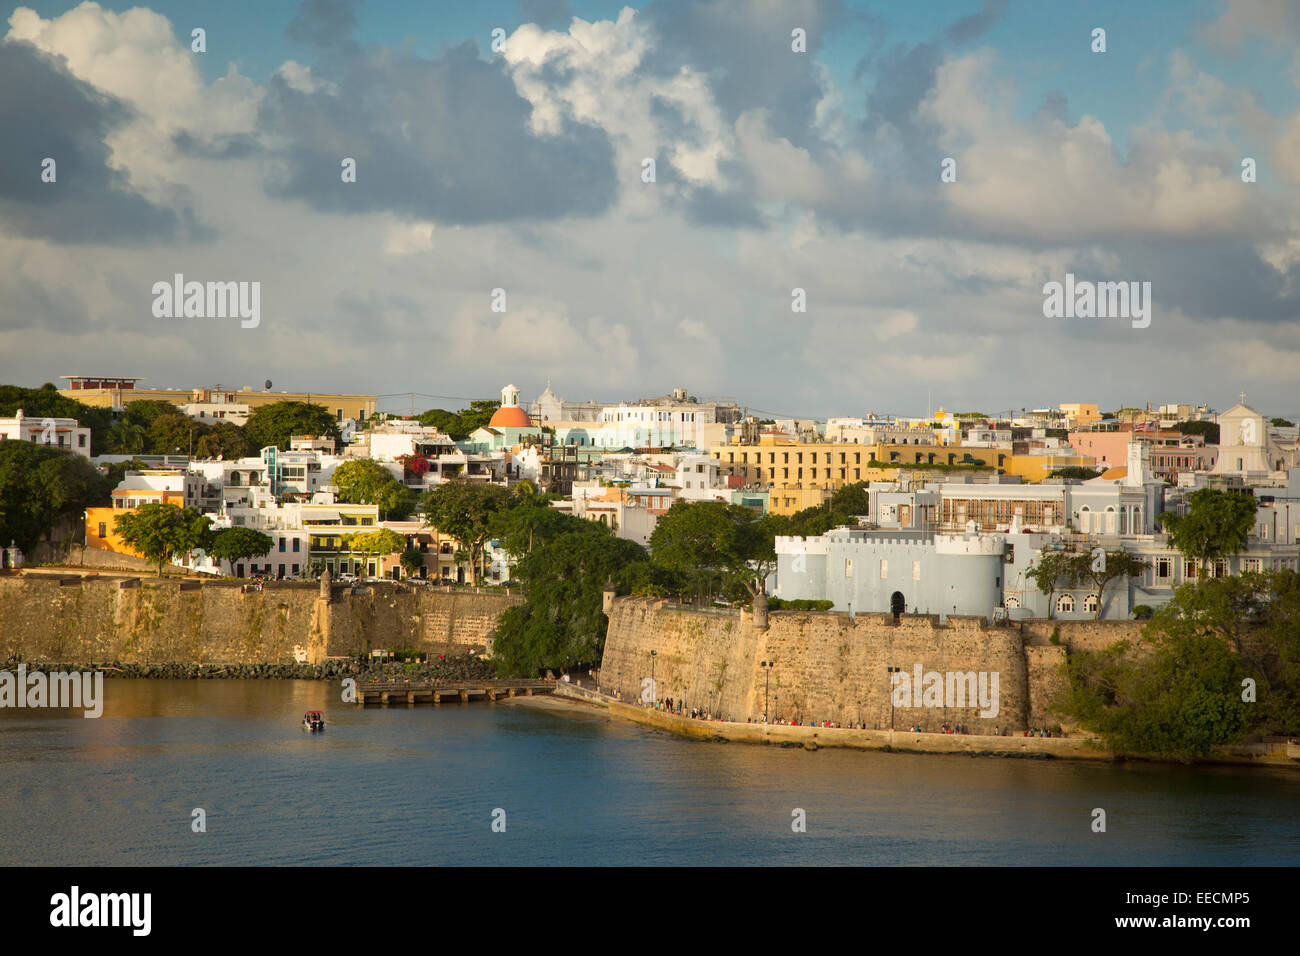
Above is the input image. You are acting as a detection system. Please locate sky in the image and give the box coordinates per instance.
[2,0,1299,420]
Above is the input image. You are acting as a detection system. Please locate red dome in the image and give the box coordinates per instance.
[488,406,532,428]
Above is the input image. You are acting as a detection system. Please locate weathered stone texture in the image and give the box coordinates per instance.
[0,578,521,665]
[600,599,1033,734]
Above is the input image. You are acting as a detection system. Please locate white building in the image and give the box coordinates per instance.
[1213,402,1284,481]
[0,409,92,458]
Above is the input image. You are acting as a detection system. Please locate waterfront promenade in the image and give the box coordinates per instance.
[548,683,1300,767]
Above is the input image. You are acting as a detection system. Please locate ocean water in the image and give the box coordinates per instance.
[1,680,1296,866]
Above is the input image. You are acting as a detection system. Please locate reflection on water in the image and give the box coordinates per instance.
[0,680,1296,866]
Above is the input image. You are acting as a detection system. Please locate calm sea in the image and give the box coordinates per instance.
[1,680,1296,866]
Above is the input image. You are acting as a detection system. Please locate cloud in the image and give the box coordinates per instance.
[259,38,618,224]
[0,38,185,242]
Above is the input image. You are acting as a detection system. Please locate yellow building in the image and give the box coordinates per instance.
[709,435,995,515]
[303,502,384,576]
[1001,453,1098,483]
[85,487,189,558]
[59,378,377,422]
[1058,403,1101,426]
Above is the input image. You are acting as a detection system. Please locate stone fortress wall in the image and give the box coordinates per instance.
[597,597,1149,733]
[0,575,521,665]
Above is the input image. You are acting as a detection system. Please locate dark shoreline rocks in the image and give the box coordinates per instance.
[11,660,357,680]
[8,655,501,682]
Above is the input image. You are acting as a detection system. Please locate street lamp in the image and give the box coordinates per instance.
[649,649,657,706]
[759,660,775,722]
[887,666,901,730]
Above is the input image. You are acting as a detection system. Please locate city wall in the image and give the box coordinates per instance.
[0,576,521,665]
[599,598,1035,733]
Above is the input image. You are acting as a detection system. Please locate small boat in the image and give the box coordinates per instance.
[302,710,326,732]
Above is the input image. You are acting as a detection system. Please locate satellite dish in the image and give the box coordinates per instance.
[265,379,273,390]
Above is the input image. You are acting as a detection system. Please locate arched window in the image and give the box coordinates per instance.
[1079,506,1090,533]
[1105,506,1116,534]
[1056,594,1076,614]
[1005,596,1020,609]
[1082,593,1098,614]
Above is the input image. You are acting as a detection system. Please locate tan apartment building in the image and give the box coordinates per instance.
[708,435,993,515]
[59,376,377,422]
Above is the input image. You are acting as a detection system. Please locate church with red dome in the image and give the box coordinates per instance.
[468,384,542,452]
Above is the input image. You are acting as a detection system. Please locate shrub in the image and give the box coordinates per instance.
[768,597,834,611]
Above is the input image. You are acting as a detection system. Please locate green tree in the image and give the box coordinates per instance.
[421,480,511,584]
[332,459,409,518]
[1057,632,1253,759]
[416,408,465,439]
[1146,571,1300,737]
[208,527,273,566]
[1270,417,1294,428]
[492,526,647,676]
[400,545,424,577]
[1026,549,1084,618]
[105,419,148,455]
[415,400,502,441]
[1173,420,1220,444]
[488,500,584,558]
[148,411,209,457]
[459,399,501,434]
[244,401,340,451]
[195,422,253,459]
[1056,570,1300,755]
[113,503,212,577]
[344,529,406,573]
[649,501,784,604]
[1078,550,1149,620]
[0,441,111,552]
[1159,488,1257,566]
[1049,466,1102,480]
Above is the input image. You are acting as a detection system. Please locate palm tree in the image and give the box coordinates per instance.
[107,420,147,455]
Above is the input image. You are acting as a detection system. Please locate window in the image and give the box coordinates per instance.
[1082,594,1098,614]
[912,560,921,581]
[278,538,286,552]
[1056,594,1075,613]
[292,564,299,575]
[98,522,106,539]
[1155,557,1172,579]
[293,539,300,553]
[880,559,888,579]
[844,558,854,578]
[78,435,86,447]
